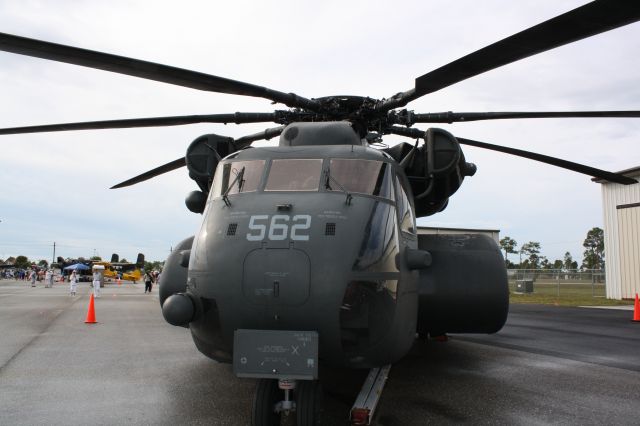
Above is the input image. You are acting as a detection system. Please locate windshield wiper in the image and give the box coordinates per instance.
[324,168,352,205]
[222,166,245,206]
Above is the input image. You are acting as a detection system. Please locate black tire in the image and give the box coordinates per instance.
[295,380,323,426]
[252,379,281,426]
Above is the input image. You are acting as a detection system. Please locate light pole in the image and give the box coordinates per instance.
[519,249,523,280]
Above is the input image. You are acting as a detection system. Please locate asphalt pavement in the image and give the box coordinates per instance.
[0,279,638,425]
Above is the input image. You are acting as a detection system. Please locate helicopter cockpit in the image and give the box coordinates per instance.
[209,156,395,200]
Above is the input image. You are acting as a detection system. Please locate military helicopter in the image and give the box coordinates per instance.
[1,1,640,425]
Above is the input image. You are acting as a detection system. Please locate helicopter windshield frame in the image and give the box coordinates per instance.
[210,154,395,203]
[211,159,265,197]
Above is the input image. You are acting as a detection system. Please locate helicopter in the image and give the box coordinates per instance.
[1,1,640,425]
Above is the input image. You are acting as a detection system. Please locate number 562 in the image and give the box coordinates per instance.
[246,214,311,241]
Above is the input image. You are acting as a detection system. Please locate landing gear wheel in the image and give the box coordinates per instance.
[296,380,323,426]
[252,379,280,426]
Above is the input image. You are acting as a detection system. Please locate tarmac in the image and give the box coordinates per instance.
[1,279,639,425]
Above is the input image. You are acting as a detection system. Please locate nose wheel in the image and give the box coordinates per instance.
[252,379,281,426]
[295,380,323,426]
[251,378,324,426]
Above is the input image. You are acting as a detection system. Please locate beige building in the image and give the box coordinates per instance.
[595,167,640,300]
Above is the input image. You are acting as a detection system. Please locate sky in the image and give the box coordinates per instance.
[0,0,639,265]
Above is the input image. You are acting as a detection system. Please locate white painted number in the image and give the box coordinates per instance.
[246,214,311,241]
[246,215,268,241]
[268,215,289,240]
[291,215,311,241]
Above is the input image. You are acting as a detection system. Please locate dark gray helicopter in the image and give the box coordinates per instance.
[1,2,640,425]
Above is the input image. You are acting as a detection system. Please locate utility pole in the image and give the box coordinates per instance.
[52,242,56,265]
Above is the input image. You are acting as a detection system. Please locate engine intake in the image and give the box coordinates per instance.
[185,134,235,192]
[386,128,476,217]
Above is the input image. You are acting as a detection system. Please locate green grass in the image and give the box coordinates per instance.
[508,280,634,307]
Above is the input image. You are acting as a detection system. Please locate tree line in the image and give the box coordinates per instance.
[499,227,605,270]
[0,255,164,273]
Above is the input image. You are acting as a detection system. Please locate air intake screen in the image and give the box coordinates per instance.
[325,223,336,236]
[227,223,238,236]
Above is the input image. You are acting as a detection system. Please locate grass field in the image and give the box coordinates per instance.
[508,279,634,306]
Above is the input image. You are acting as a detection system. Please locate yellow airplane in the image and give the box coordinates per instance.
[92,253,144,283]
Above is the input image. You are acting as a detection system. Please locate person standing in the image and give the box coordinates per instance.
[44,269,52,288]
[69,270,78,296]
[48,269,55,288]
[144,271,153,294]
[30,269,36,287]
[93,269,102,298]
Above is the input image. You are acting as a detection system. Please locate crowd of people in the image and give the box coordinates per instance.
[0,267,57,284]
[1,267,162,296]
[1,268,47,281]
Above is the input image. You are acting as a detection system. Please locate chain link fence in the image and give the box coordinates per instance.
[507,269,606,298]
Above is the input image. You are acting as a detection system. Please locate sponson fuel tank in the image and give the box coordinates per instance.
[416,233,509,335]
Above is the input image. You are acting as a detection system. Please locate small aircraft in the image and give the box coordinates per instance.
[1,2,639,425]
[91,253,145,283]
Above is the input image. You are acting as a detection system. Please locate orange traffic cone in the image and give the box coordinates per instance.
[633,293,640,323]
[85,294,97,324]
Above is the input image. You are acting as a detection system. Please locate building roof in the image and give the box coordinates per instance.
[417,225,500,233]
[592,166,640,184]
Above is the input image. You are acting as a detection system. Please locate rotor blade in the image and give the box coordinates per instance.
[0,32,319,110]
[0,113,278,135]
[110,158,186,189]
[110,126,285,189]
[379,1,640,110]
[409,110,640,124]
[234,126,285,149]
[386,126,637,185]
[456,137,637,185]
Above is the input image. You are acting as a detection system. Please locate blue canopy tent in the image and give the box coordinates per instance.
[63,263,90,271]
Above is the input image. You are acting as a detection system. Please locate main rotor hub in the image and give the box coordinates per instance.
[312,96,378,117]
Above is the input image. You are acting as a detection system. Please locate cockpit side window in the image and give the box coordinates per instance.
[265,159,323,191]
[328,159,393,200]
[395,176,416,234]
[210,160,265,197]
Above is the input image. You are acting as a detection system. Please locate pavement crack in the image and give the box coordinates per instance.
[0,293,84,376]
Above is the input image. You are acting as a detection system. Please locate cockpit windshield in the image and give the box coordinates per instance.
[328,159,393,199]
[211,160,265,197]
[265,159,323,191]
[210,157,393,200]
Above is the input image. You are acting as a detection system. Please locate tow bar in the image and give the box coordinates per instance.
[349,364,391,425]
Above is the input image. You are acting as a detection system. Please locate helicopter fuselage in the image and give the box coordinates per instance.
[186,143,420,368]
